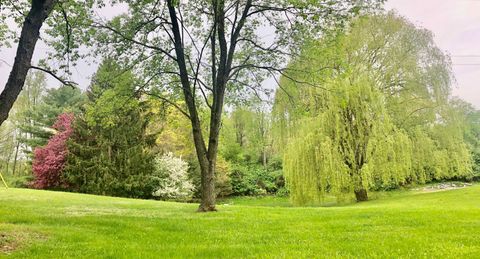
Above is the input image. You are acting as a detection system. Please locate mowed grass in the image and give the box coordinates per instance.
[1,185,480,258]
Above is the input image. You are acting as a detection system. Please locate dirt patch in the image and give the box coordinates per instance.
[0,232,22,254]
[65,206,130,216]
[0,230,44,255]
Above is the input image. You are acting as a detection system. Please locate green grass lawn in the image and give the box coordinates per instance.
[1,185,480,258]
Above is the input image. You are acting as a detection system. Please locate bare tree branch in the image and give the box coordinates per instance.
[30,65,77,87]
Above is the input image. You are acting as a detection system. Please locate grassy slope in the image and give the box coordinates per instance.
[1,186,479,258]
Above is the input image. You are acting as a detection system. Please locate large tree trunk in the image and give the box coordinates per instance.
[191,119,217,212]
[197,159,217,212]
[0,0,55,126]
[354,188,368,202]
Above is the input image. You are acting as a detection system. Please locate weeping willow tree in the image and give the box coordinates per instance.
[284,76,413,203]
[278,13,473,204]
[273,13,454,151]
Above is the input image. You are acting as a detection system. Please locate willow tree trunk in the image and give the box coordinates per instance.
[0,0,55,126]
[354,189,368,202]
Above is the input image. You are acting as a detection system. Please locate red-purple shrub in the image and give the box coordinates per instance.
[32,113,74,189]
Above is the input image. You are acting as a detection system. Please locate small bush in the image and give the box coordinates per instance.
[275,187,290,197]
[13,175,33,188]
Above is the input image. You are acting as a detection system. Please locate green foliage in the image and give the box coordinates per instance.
[4,173,33,188]
[220,104,271,165]
[18,82,86,154]
[278,13,474,204]
[214,156,233,198]
[447,99,480,177]
[230,163,283,196]
[65,60,156,198]
[151,104,197,160]
[283,77,409,204]
[217,102,285,197]
[0,70,85,177]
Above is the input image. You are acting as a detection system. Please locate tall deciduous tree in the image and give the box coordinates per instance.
[283,76,412,203]
[0,0,56,126]
[93,0,383,211]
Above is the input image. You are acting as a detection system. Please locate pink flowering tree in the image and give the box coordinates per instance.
[32,113,74,189]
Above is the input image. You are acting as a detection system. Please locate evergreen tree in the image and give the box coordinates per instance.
[65,60,156,198]
[17,83,86,155]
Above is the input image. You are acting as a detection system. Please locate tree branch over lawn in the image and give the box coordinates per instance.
[0,0,56,126]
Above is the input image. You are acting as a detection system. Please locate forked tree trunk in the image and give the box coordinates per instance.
[0,0,55,126]
[168,7,218,212]
[167,0,251,212]
[354,188,368,202]
[198,91,223,212]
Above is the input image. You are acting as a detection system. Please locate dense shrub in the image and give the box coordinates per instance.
[275,187,289,197]
[32,113,74,189]
[230,164,284,196]
[6,174,33,188]
[151,153,194,201]
[215,156,233,197]
[473,152,480,181]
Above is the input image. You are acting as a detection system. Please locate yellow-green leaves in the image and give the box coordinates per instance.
[278,13,474,205]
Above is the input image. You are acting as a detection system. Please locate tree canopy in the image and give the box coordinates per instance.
[1,3,478,213]
[277,13,474,204]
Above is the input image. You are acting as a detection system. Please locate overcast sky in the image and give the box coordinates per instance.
[0,0,479,108]
[386,0,480,108]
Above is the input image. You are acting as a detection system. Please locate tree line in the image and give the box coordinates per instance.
[1,1,478,210]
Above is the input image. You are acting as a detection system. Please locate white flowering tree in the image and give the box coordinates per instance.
[152,153,195,201]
